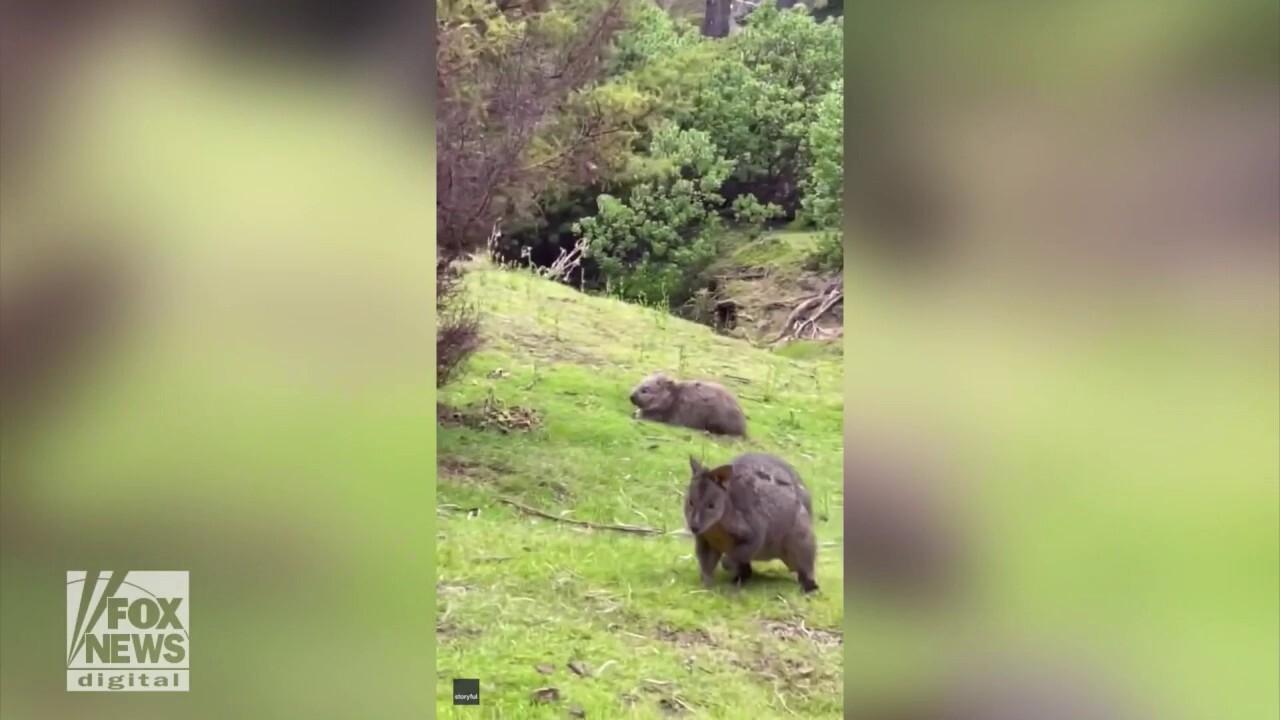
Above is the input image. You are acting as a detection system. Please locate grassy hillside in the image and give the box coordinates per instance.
[435,260,845,718]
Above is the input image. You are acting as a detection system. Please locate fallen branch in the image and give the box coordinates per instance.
[792,281,843,339]
[775,295,825,337]
[499,498,662,535]
[771,278,843,343]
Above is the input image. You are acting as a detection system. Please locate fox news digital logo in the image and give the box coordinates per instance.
[66,571,189,692]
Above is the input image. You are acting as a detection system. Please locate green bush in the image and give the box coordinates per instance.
[678,2,843,213]
[606,1,701,78]
[801,78,843,230]
[504,1,846,303]
[574,124,733,306]
[800,78,843,272]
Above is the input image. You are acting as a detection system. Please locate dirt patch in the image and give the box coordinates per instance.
[619,688,690,716]
[436,618,479,643]
[722,266,843,346]
[438,455,571,504]
[761,619,843,648]
[633,684,694,716]
[735,650,832,685]
[438,455,511,480]
[654,622,717,649]
[731,628,843,705]
[438,394,543,434]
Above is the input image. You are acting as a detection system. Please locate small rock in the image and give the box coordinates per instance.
[536,663,555,675]
[567,660,589,677]
[532,687,560,704]
[568,705,586,718]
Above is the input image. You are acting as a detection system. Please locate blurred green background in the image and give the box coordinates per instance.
[0,22,435,720]
[842,0,1278,717]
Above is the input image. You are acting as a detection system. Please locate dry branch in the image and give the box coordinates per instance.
[499,498,663,535]
[772,278,843,343]
[539,236,589,282]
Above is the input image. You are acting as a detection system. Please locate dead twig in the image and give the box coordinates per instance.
[772,278,843,343]
[499,498,662,535]
[792,282,843,339]
[539,236,589,282]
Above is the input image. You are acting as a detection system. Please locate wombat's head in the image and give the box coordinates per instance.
[629,372,676,411]
[685,456,733,535]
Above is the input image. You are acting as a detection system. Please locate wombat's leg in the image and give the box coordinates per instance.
[694,536,721,588]
[784,535,820,594]
[724,537,764,585]
[798,574,819,593]
[720,556,747,582]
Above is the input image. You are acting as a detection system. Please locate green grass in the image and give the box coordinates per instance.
[773,340,843,362]
[725,231,821,279]
[436,261,845,718]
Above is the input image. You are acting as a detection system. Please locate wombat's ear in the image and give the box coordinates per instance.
[709,465,734,486]
[689,456,703,474]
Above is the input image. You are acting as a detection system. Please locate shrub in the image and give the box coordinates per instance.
[574,124,733,306]
[678,2,843,215]
[435,0,627,385]
[800,78,843,272]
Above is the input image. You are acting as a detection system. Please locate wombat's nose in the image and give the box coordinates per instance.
[628,392,639,405]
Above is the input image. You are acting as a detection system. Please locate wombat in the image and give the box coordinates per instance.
[684,453,818,593]
[629,372,746,437]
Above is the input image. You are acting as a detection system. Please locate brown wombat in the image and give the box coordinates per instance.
[629,372,746,437]
[684,453,818,593]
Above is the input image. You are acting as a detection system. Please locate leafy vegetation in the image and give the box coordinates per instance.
[487,1,845,319]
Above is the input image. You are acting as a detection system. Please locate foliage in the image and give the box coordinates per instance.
[605,0,700,78]
[800,78,843,229]
[678,2,843,214]
[805,230,844,273]
[731,193,784,225]
[800,78,843,272]
[478,0,846,326]
[574,124,733,306]
[551,2,842,301]
[435,0,628,385]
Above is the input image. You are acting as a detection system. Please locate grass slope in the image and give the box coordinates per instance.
[436,261,845,718]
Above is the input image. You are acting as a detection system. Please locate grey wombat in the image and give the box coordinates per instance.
[684,453,818,593]
[629,372,746,437]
